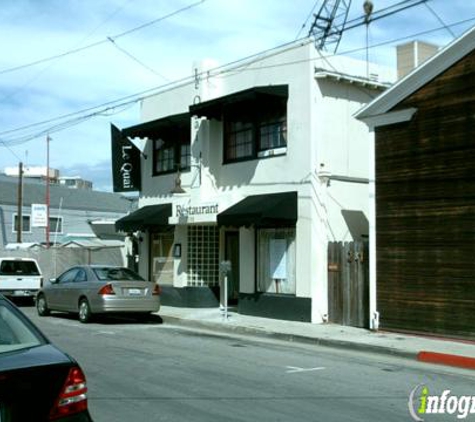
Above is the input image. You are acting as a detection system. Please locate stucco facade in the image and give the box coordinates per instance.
[115,39,394,323]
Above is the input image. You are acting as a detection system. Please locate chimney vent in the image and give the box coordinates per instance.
[396,41,439,79]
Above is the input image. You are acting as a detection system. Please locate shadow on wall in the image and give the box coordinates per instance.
[197,119,260,191]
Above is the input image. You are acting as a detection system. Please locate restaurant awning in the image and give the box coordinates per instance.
[189,85,288,120]
[121,112,190,139]
[217,191,297,227]
[115,204,172,232]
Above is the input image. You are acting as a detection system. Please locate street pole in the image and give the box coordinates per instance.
[219,261,232,321]
[16,162,23,243]
[45,135,51,248]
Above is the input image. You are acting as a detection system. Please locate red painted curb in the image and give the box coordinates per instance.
[418,351,475,370]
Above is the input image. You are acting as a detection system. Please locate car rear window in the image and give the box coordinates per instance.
[0,260,40,276]
[93,267,145,282]
[0,303,43,353]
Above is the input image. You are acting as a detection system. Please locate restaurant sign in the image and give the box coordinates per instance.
[111,124,142,192]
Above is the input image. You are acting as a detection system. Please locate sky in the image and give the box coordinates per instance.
[1,0,474,191]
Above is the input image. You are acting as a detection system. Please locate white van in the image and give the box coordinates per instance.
[0,258,43,299]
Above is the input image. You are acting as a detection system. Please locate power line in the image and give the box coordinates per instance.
[0,139,22,161]
[0,0,207,77]
[423,2,456,39]
[1,14,474,146]
[107,37,170,81]
[0,0,136,106]
[295,0,321,40]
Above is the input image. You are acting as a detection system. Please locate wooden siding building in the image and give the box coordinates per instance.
[356,27,475,339]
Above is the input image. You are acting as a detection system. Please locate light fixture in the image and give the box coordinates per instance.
[173,243,182,258]
[170,170,186,194]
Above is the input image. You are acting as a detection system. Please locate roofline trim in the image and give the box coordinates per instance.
[358,107,418,130]
[356,25,475,120]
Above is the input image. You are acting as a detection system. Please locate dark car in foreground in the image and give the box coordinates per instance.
[37,265,161,323]
[0,295,92,421]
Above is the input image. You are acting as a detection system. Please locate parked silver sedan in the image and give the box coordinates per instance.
[36,265,161,323]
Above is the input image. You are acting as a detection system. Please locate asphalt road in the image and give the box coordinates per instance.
[17,304,475,422]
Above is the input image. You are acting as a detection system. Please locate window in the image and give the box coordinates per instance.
[155,142,175,173]
[257,228,296,295]
[74,269,87,282]
[223,97,287,163]
[49,217,63,234]
[58,268,80,284]
[153,127,191,175]
[151,232,174,285]
[13,215,31,233]
[94,267,145,282]
[259,116,287,152]
[0,260,40,276]
[0,303,43,353]
[187,226,219,287]
[225,119,254,160]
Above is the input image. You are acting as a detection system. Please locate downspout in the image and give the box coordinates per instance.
[0,207,7,247]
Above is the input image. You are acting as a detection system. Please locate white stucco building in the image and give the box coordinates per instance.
[113,39,394,323]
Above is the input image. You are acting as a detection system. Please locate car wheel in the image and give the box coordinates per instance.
[78,299,93,323]
[36,294,50,317]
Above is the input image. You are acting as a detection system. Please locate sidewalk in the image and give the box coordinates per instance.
[159,306,475,371]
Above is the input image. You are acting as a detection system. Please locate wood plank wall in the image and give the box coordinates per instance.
[374,50,475,339]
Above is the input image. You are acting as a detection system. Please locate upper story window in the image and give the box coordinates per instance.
[153,128,191,175]
[225,114,254,161]
[120,112,191,178]
[189,85,288,165]
[223,97,287,163]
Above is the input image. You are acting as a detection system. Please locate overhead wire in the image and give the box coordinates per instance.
[423,2,456,39]
[0,0,136,105]
[107,37,170,81]
[1,12,475,147]
[295,0,321,40]
[0,0,207,77]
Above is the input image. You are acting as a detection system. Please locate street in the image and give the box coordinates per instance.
[18,305,475,422]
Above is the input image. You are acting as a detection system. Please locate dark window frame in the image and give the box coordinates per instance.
[152,126,191,176]
[49,216,63,234]
[223,97,287,164]
[12,214,31,233]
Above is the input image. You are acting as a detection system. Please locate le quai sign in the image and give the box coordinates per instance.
[111,124,142,192]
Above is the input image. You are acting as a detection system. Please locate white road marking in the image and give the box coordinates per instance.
[285,366,325,374]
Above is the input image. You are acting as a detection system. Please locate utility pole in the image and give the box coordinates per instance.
[363,1,374,79]
[45,135,51,248]
[16,161,23,243]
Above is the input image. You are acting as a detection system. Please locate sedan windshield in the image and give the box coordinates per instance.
[93,267,145,282]
[0,303,43,353]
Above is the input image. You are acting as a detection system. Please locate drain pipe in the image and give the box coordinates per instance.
[0,207,7,247]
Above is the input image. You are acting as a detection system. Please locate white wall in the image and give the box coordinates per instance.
[132,39,392,322]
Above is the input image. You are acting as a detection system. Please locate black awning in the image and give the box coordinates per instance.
[121,112,190,139]
[190,85,288,120]
[115,204,172,232]
[218,191,297,227]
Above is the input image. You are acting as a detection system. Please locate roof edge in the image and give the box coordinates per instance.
[356,25,475,120]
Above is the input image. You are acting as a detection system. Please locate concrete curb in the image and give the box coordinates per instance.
[161,315,418,361]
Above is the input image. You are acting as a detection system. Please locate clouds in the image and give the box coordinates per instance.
[0,0,474,191]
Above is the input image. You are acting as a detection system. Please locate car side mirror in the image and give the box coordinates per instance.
[49,278,58,284]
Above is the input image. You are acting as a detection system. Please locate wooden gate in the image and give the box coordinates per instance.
[328,241,369,328]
